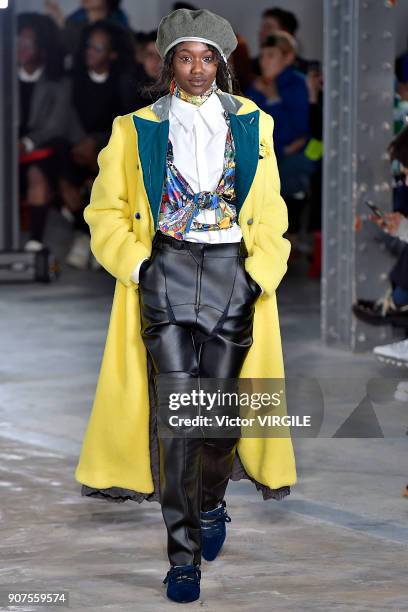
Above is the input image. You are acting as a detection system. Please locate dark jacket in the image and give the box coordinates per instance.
[19,72,70,148]
[245,65,310,159]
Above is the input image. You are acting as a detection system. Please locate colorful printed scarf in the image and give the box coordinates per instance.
[170,79,219,106]
[158,115,237,240]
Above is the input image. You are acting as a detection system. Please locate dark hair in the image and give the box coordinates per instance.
[261,32,297,54]
[144,43,241,97]
[262,7,299,36]
[107,0,122,11]
[388,126,408,167]
[172,2,197,9]
[17,12,64,80]
[142,29,158,45]
[73,19,134,74]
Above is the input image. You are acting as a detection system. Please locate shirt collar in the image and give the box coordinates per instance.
[170,92,226,135]
[18,66,44,82]
[88,69,110,83]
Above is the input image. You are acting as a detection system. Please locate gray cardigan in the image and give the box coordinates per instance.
[21,73,70,148]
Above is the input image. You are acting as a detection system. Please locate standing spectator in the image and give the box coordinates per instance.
[17,12,68,252]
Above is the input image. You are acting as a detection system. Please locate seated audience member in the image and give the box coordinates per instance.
[252,7,309,76]
[59,20,133,269]
[305,60,324,275]
[230,33,253,94]
[356,126,408,498]
[393,67,408,215]
[17,12,68,252]
[246,33,309,159]
[395,44,408,85]
[353,126,408,332]
[245,32,311,242]
[45,0,129,67]
[119,30,163,114]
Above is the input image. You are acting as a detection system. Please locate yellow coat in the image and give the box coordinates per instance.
[74,92,297,502]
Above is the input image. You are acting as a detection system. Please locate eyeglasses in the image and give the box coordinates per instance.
[86,41,109,53]
[18,36,36,50]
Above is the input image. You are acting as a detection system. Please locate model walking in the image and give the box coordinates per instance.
[75,8,297,604]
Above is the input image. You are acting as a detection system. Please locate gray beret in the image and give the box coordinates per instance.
[156,8,238,62]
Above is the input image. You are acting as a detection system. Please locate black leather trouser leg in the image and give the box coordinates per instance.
[138,230,261,566]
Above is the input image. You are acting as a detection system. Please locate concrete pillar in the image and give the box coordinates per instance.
[322,0,397,350]
[0,0,18,251]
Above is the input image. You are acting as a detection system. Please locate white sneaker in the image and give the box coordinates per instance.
[24,239,44,252]
[373,338,408,367]
[65,232,91,269]
[394,380,408,402]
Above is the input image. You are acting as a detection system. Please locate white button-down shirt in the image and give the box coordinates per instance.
[167,92,242,243]
[131,92,253,284]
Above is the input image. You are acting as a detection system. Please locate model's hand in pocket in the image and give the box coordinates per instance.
[131,257,151,286]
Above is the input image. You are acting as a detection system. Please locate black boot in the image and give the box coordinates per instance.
[154,372,203,567]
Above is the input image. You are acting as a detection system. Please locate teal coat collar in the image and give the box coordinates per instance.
[132,92,260,227]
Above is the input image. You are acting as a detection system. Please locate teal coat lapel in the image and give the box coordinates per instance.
[132,115,169,226]
[229,110,260,215]
[132,93,260,228]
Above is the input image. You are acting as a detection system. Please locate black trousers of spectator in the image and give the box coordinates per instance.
[390,243,408,292]
[138,229,262,566]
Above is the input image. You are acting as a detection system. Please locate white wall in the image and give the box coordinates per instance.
[159,0,323,61]
[16,0,408,61]
[16,0,161,32]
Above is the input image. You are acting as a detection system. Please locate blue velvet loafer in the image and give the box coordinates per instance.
[163,563,201,603]
[200,500,232,561]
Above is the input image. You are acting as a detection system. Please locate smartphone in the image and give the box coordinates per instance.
[365,200,388,225]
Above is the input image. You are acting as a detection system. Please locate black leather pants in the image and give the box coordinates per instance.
[138,229,262,566]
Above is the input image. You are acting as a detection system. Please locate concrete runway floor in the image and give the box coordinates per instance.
[1,216,407,610]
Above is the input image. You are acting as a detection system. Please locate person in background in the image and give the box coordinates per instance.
[59,19,133,269]
[245,32,311,248]
[119,30,163,114]
[17,12,68,253]
[353,126,408,344]
[252,7,309,76]
[362,126,408,500]
[44,0,129,67]
[304,60,324,275]
[395,40,408,86]
[228,33,253,94]
[392,65,408,216]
